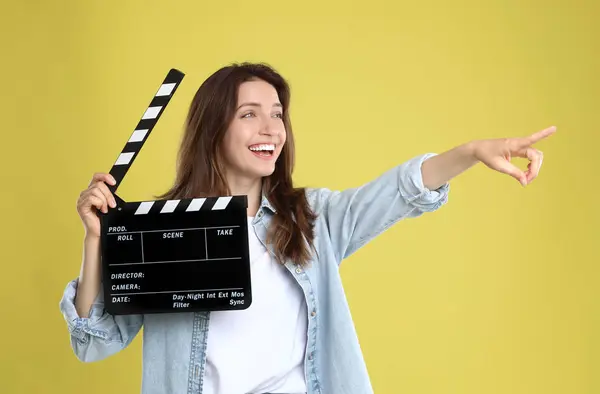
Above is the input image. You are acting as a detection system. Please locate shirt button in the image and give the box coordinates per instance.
[308,353,314,360]
[295,267,302,274]
[311,310,316,317]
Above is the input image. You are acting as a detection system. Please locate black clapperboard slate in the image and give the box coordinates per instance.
[99,69,252,315]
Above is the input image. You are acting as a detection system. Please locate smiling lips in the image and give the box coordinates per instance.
[249,143,275,159]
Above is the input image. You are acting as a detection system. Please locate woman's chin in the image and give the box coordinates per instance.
[256,168,276,178]
[237,167,276,182]
[250,162,277,177]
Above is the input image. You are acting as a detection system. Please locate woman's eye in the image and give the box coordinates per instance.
[242,112,283,119]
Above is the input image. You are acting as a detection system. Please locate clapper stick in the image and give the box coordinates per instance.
[107,68,185,202]
[98,69,252,315]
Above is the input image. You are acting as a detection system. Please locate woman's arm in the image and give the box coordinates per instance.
[309,153,450,262]
[421,126,556,190]
[420,142,479,191]
[310,125,556,264]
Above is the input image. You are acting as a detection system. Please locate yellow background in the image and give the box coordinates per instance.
[0,0,597,393]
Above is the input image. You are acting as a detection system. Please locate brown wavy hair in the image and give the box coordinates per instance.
[156,62,316,267]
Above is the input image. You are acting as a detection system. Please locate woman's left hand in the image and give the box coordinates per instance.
[473,126,557,186]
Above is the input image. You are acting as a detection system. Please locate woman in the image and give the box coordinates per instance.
[60,62,555,394]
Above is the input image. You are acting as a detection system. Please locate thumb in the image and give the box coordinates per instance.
[490,158,527,186]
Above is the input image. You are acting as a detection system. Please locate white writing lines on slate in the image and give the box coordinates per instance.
[108,257,242,266]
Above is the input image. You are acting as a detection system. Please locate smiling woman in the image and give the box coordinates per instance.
[154,64,315,269]
[221,81,287,195]
[59,62,555,394]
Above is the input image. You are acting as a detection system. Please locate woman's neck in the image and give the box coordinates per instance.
[226,176,263,217]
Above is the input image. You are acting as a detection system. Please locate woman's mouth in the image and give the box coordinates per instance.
[249,143,275,159]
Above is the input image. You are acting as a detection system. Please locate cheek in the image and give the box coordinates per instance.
[221,133,245,166]
[279,132,287,152]
[223,126,248,152]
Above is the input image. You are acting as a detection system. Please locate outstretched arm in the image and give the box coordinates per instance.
[421,126,557,190]
[312,125,556,263]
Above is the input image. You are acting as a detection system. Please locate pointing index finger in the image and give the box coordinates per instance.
[525,126,557,145]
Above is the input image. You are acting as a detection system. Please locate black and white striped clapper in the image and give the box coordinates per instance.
[99,69,251,315]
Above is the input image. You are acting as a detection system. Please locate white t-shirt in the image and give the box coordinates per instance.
[202,217,308,394]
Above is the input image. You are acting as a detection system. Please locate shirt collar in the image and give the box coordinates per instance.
[259,191,277,214]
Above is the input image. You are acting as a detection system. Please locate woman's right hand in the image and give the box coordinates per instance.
[77,172,117,239]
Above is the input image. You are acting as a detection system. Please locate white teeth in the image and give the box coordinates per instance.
[249,144,275,151]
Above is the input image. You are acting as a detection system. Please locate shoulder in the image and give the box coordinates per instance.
[303,187,336,215]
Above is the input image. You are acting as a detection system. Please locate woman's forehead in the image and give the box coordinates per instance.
[237,80,280,103]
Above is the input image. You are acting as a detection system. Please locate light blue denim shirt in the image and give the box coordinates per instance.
[59,153,450,394]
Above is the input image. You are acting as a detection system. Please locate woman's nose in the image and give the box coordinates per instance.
[259,122,279,136]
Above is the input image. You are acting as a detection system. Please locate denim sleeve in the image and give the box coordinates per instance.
[59,278,143,362]
[310,153,450,262]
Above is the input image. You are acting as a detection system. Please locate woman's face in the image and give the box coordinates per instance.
[221,79,287,184]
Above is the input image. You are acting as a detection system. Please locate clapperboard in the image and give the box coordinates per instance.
[98,69,252,315]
